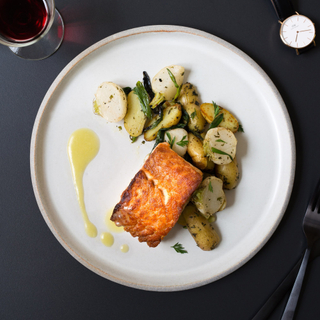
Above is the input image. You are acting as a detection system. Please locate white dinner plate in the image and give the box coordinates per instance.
[30,25,295,291]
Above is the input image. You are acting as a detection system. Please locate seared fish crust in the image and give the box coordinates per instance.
[111,142,203,247]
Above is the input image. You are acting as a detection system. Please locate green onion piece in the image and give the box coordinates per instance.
[150,92,165,109]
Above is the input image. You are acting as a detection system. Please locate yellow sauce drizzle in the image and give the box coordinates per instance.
[100,232,114,247]
[105,207,124,233]
[120,244,129,253]
[68,128,100,238]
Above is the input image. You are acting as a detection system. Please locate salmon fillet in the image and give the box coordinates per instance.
[111,142,203,247]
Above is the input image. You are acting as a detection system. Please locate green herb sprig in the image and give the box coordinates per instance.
[133,81,152,119]
[190,110,197,120]
[167,68,182,101]
[213,101,221,117]
[177,135,188,147]
[208,180,213,192]
[238,124,244,132]
[211,147,233,161]
[171,242,188,254]
[166,132,176,149]
[215,139,226,143]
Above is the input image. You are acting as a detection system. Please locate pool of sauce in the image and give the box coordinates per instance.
[68,128,129,252]
[68,128,100,238]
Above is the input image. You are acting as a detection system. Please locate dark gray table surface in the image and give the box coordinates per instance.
[1,1,320,319]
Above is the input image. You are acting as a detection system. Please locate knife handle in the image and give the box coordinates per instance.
[251,256,302,320]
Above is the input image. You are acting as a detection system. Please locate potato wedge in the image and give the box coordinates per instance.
[187,133,208,170]
[152,65,185,101]
[182,203,220,251]
[200,102,239,133]
[203,127,237,165]
[124,91,147,137]
[215,156,240,189]
[93,82,127,122]
[179,83,206,132]
[191,176,226,219]
[144,103,182,141]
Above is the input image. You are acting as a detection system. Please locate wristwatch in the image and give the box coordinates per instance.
[270,0,316,54]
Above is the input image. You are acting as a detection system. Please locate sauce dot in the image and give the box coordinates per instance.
[100,232,114,247]
[120,244,129,253]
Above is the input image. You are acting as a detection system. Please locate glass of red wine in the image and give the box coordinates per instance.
[0,0,64,60]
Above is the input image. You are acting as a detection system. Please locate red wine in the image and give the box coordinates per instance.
[0,0,48,42]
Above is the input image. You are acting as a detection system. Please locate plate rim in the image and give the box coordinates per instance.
[30,25,296,291]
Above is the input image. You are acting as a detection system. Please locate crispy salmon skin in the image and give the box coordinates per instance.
[111,142,203,247]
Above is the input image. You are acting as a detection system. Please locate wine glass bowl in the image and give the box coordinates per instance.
[0,0,64,60]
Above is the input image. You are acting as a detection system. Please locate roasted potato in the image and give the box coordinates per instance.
[124,91,147,137]
[144,103,182,141]
[164,128,188,157]
[187,133,213,170]
[182,203,220,251]
[191,176,226,219]
[214,156,240,189]
[179,83,206,132]
[200,102,239,133]
[203,127,237,165]
[152,65,185,101]
[93,82,127,122]
[179,82,200,106]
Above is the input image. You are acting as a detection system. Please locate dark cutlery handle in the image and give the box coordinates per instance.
[280,247,311,320]
[252,257,302,320]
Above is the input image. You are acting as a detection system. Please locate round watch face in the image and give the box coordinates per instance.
[280,14,316,49]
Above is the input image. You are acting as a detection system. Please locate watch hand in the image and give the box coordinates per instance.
[295,32,298,42]
[299,29,311,32]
